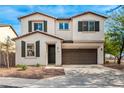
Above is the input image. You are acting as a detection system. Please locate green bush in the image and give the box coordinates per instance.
[36,63,41,67]
[16,64,27,70]
[21,65,27,70]
[16,64,22,68]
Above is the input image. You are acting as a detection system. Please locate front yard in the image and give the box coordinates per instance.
[1,65,124,87]
[0,66,65,79]
[103,63,124,70]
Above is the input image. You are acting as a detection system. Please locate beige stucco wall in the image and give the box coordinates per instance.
[72,13,105,41]
[55,20,73,40]
[20,13,105,41]
[0,26,17,43]
[15,33,62,65]
[20,14,56,36]
[62,42,104,64]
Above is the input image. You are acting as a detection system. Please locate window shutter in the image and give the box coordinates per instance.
[83,21,88,31]
[34,23,38,31]
[95,21,99,31]
[78,21,83,32]
[36,41,40,57]
[44,21,47,32]
[21,41,25,57]
[28,21,32,32]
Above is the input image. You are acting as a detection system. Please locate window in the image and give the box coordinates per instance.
[78,21,99,31]
[27,43,35,57]
[59,22,69,30]
[88,21,95,31]
[82,21,88,31]
[34,22,43,31]
[59,23,63,30]
[65,23,69,30]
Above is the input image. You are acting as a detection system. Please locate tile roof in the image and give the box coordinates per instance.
[18,11,107,20]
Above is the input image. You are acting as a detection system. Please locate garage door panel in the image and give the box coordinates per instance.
[62,49,97,64]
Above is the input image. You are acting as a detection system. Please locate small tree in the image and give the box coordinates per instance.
[105,31,124,64]
[105,6,124,64]
[105,32,116,60]
[1,36,14,68]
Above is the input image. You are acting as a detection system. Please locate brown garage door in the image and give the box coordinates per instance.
[62,49,97,64]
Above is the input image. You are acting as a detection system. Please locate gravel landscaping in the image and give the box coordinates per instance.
[103,63,124,70]
[0,66,65,79]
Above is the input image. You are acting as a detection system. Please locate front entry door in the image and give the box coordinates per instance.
[48,45,55,64]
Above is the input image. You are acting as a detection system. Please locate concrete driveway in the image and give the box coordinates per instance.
[0,65,124,88]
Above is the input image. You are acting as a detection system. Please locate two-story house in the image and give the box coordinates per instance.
[13,11,107,65]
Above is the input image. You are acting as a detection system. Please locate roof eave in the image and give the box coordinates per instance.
[9,25,18,37]
[18,12,56,20]
[12,31,63,41]
[56,18,71,20]
[71,11,108,19]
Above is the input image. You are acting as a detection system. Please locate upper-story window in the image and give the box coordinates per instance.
[34,22,44,31]
[28,21,47,32]
[78,21,99,32]
[59,22,69,30]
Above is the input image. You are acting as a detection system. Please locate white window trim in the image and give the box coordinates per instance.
[26,42,36,58]
[88,21,95,31]
[81,20,97,32]
[32,22,44,32]
[59,22,69,30]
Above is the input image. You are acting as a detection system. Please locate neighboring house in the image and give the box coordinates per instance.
[13,11,107,65]
[0,24,17,66]
[0,24,18,51]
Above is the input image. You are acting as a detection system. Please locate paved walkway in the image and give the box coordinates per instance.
[0,65,124,88]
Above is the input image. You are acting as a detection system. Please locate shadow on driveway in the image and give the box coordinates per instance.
[0,85,21,88]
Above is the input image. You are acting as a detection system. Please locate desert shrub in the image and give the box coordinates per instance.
[36,63,41,67]
[16,64,22,68]
[16,64,27,70]
[21,65,27,70]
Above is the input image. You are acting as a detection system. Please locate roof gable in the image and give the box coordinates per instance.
[71,11,107,19]
[18,12,56,20]
[18,11,107,20]
[12,31,63,41]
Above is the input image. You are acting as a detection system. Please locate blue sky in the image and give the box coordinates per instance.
[0,5,117,35]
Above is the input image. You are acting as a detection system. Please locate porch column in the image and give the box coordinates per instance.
[56,42,62,65]
[97,44,104,64]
